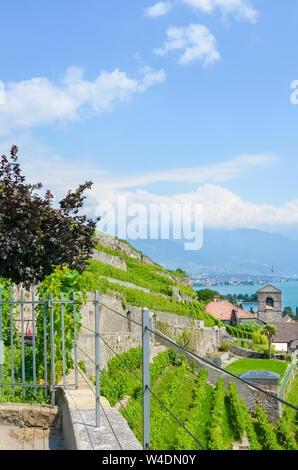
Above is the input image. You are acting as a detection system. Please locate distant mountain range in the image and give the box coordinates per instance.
[128,228,298,277]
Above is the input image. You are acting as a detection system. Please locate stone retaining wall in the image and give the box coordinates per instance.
[79,294,222,374]
[230,344,266,359]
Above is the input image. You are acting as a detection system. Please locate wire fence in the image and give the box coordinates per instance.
[1,288,297,451]
[93,296,298,450]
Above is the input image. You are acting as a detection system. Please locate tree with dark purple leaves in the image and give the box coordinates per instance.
[0,146,100,287]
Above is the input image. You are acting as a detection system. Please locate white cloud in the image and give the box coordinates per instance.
[154,24,220,65]
[0,66,166,136]
[99,153,277,189]
[94,183,298,235]
[2,137,290,233]
[144,2,173,17]
[183,0,258,23]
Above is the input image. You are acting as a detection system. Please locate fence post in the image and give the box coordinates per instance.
[49,293,55,407]
[95,291,100,427]
[73,292,78,390]
[142,307,150,450]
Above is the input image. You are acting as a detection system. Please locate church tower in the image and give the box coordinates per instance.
[257,284,282,324]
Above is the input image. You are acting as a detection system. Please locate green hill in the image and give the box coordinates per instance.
[79,236,221,326]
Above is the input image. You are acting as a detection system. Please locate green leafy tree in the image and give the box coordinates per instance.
[0,146,99,288]
[283,306,293,318]
[196,289,221,304]
[262,324,278,359]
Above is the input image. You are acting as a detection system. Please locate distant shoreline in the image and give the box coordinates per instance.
[193,280,298,312]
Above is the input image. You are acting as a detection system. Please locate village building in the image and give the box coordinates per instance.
[256,284,283,323]
[271,322,298,353]
[204,296,262,326]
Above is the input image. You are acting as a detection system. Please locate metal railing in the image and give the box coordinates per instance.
[91,296,298,450]
[0,287,84,407]
[1,288,297,450]
[279,357,297,399]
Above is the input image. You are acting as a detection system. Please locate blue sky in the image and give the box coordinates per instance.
[1,1,298,237]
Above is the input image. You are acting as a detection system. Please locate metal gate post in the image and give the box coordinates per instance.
[142,307,150,450]
[95,291,100,427]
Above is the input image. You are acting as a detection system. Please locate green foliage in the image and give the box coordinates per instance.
[254,406,279,450]
[0,146,98,287]
[196,289,221,304]
[252,330,268,345]
[233,339,270,355]
[172,268,187,277]
[262,324,278,358]
[174,369,208,450]
[100,348,143,405]
[78,360,86,374]
[82,269,220,326]
[87,258,174,296]
[0,277,20,347]
[276,417,298,450]
[99,348,178,407]
[36,266,86,384]
[227,383,261,450]
[224,293,257,303]
[226,323,261,340]
[219,341,231,352]
[0,345,49,404]
[208,378,226,450]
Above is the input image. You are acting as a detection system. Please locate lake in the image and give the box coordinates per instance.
[193,281,298,313]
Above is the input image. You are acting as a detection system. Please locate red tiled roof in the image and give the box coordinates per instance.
[205,300,255,321]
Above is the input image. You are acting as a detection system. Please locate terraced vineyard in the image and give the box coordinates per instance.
[97,347,298,451]
[80,239,221,326]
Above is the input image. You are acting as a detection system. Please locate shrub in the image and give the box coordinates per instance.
[252,330,267,345]
[36,266,85,384]
[0,277,20,347]
[254,406,279,450]
[228,383,261,450]
[276,417,298,450]
[0,146,99,287]
[220,341,230,352]
[208,378,226,450]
